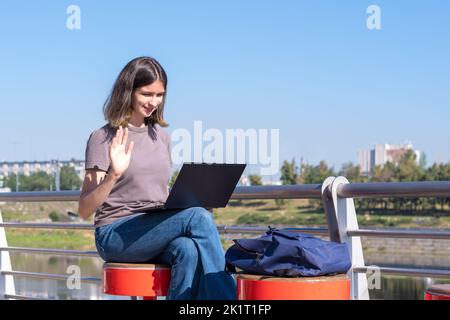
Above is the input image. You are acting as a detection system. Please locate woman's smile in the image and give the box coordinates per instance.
[142,105,157,115]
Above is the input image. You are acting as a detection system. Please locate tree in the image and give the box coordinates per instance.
[4,174,18,190]
[5,172,54,191]
[371,162,397,182]
[60,165,82,190]
[427,163,450,211]
[248,174,262,186]
[280,159,298,185]
[419,152,427,169]
[299,161,335,210]
[397,150,424,182]
[302,161,335,184]
[339,162,363,183]
[27,172,54,191]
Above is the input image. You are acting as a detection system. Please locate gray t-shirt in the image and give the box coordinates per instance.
[84,123,172,228]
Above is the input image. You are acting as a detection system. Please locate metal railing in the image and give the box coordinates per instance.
[1,177,450,300]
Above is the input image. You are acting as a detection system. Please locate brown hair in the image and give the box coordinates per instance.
[103,56,169,128]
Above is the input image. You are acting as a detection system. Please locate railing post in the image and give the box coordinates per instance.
[322,176,340,242]
[327,176,369,300]
[0,209,16,299]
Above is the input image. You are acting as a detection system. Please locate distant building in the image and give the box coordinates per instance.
[262,180,282,186]
[0,159,85,181]
[358,143,421,176]
[357,149,373,175]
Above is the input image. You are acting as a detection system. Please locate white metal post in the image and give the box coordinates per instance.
[0,210,16,299]
[329,177,369,300]
[321,176,340,242]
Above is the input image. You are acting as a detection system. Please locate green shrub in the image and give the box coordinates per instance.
[48,211,61,222]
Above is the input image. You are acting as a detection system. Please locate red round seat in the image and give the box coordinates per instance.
[236,273,350,300]
[425,284,450,300]
[103,262,171,299]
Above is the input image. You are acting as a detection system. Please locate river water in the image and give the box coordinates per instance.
[6,253,450,300]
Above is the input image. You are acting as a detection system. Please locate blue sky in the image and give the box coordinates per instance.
[0,1,449,177]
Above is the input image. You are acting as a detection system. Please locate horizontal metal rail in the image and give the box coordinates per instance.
[0,246,99,257]
[1,270,101,284]
[348,228,450,240]
[4,294,47,300]
[353,266,450,279]
[231,185,323,199]
[338,181,450,199]
[0,190,81,202]
[0,222,94,230]
[218,226,329,236]
[0,185,324,202]
[3,293,95,300]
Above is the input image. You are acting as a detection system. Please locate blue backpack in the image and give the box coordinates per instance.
[225,227,351,277]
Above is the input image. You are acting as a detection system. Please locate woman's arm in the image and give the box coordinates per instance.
[78,170,120,220]
[78,126,134,220]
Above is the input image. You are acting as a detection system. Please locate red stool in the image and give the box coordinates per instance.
[236,273,350,300]
[425,284,450,300]
[103,262,171,300]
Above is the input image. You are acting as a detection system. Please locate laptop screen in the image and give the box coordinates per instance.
[166,163,246,208]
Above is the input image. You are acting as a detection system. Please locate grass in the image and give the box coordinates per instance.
[0,201,79,222]
[214,199,326,226]
[214,199,450,229]
[5,229,95,250]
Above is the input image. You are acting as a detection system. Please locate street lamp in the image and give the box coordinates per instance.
[51,160,61,191]
[15,169,20,192]
[11,141,20,192]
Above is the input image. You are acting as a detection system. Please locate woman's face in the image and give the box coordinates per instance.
[131,80,165,119]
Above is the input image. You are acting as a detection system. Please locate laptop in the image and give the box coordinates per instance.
[145,162,246,212]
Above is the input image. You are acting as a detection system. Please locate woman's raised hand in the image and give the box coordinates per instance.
[109,126,134,178]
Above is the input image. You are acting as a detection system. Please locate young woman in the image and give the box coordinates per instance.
[78,56,236,300]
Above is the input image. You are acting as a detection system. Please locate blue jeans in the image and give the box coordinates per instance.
[95,206,236,300]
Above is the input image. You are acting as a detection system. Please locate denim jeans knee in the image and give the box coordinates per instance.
[164,236,199,265]
[186,207,216,235]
